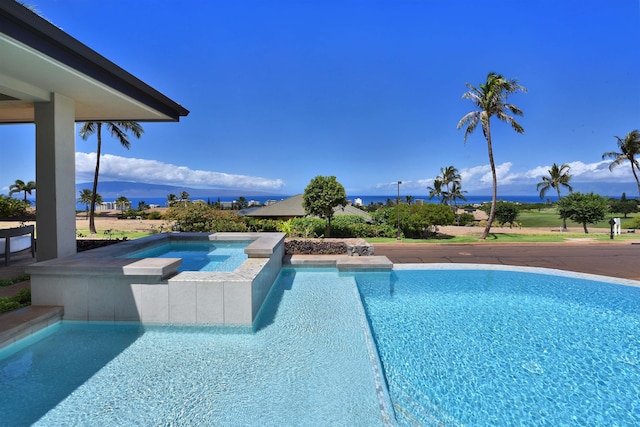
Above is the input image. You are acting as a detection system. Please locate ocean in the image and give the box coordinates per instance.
[69,194,557,211]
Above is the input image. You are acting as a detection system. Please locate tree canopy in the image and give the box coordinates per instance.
[302,176,348,237]
[556,192,609,234]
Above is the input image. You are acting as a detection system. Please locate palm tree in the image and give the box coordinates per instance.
[536,163,573,230]
[457,72,527,239]
[405,195,414,205]
[79,122,143,234]
[116,196,131,214]
[439,166,462,209]
[78,189,102,219]
[9,179,36,202]
[448,182,467,211]
[602,130,640,197]
[167,193,178,207]
[427,178,445,204]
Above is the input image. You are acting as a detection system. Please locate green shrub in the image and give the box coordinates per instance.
[0,195,31,219]
[165,202,247,232]
[457,212,476,226]
[147,211,163,220]
[290,217,326,238]
[0,289,30,314]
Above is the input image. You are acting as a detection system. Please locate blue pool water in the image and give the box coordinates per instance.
[0,269,389,426]
[356,268,640,426]
[3,266,640,425]
[123,240,249,272]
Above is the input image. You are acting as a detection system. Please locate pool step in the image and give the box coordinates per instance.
[0,305,63,350]
[284,255,393,270]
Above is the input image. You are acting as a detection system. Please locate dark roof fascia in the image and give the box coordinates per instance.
[0,2,189,121]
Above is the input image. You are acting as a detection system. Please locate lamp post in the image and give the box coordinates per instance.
[396,181,402,240]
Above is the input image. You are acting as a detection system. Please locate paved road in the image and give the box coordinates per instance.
[374,242,640,281]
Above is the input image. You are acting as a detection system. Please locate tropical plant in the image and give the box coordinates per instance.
[115,196,130,214]
[302,175,348,237]
[457,72,527,239]
[536,163,573,230]
[602,130,640,197]
[79,121,144,234]
[8,179,36,202]
[427,178,445,204]
[556,192,609,234]
[78,189,102,218]
[167,193,178,207]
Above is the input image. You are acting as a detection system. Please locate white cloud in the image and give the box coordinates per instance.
[372,159,640,196]
[75,153,285,190]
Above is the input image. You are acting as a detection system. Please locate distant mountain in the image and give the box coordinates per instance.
[76,181,287,199]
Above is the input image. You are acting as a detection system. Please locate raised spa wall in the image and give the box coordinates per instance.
[26,232,285,326]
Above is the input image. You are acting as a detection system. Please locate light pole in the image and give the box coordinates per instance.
[396,181,402,240]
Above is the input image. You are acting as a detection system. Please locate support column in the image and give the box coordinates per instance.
[34,93,76,261]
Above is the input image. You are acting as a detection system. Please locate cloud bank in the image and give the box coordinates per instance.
[76,153,285,190]
[381,160,639,195]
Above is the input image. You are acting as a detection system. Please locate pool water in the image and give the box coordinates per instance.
[356,269,640,426]
[0,268,389,426]
[123,241,249,272]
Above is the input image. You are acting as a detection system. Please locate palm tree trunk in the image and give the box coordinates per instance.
[557,188,567,231]
[481,125,496,240]
[89,124,102,234]
[632,164,640,198]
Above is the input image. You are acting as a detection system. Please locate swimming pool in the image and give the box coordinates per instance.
[4,264,640,425]
[122,240,250,272]
[0,268,392,426]
[356,265,640,426]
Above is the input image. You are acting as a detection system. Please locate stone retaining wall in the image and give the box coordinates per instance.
[285,238,374,256]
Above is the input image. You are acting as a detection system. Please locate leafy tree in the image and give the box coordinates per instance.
[556,192,609,234]
[9,179,36,202]
[115,196,130,214]
[387,203,454,238]
[458,72,527,239]
[536,163,573,230]
[602,130,640,197]
[79,121,144,234]
[78,189,102,218]
[302,176,347,237]
[609,194,638,218]
[405,195,414,205]
[480,201,519,227]
[137,201,150,211]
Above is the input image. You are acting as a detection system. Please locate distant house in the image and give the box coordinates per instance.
[243,194,372,222]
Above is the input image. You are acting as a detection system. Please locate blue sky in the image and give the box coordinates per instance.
[2,1,640,198]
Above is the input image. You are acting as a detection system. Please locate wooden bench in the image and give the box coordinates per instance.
[0,225,35,266]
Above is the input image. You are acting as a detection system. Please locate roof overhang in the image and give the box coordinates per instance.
[0,2,189,124]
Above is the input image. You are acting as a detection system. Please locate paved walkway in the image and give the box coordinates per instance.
[374,241,640,281]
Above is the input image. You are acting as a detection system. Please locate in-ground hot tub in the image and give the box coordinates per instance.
[26,232,285,326]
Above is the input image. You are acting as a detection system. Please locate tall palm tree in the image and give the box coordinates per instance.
[457,72,527,239]
[427,178,445,204]
[167,193,178,207]
[536,163,573,230]
[602,130,640,197]
[79,122,143,234]
[9,179,36,202]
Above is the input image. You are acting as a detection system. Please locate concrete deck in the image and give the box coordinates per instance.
[374,241,640,281]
